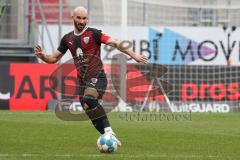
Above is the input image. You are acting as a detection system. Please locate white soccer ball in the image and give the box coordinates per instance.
[97,133,118,153]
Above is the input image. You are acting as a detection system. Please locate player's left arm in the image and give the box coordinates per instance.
[104,37,148,64]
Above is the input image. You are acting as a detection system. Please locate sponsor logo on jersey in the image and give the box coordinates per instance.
[76,48,83,58]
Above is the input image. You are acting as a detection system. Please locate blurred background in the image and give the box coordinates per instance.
[0,0,239,112]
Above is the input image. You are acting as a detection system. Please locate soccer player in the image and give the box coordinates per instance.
[34,6,148,146]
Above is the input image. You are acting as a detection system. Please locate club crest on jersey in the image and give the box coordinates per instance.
[83,37,89,44]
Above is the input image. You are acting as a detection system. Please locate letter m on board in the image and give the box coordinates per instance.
[172,40,195,61]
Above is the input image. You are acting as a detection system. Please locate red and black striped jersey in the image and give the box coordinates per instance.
[57,27,110,83]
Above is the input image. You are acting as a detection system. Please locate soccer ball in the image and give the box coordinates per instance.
[97,133,118,153]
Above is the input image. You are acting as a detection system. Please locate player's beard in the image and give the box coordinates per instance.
[74,21,86,33]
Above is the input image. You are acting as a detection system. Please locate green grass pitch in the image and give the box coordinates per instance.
[0,111,239,160]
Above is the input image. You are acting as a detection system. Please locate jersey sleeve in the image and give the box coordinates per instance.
[57,35,68,54]
[101,33,111,44]
[92,29,111,45]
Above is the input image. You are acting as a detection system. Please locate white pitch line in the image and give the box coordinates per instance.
[0,154,10,157]
[0,153,224,159]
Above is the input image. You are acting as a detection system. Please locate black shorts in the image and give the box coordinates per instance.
[79,71,107,100]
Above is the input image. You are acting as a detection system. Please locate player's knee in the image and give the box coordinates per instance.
[83,103,89,110]
[82,94,98,109]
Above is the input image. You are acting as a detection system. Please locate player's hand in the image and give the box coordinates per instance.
[133,53,148,64]
[34,45,44,59]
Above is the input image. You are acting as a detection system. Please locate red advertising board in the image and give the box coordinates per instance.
[10,64,57,110]
[0,63,163,110]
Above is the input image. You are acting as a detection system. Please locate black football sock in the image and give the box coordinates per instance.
[86,105,110,134]
[91,115,110,134]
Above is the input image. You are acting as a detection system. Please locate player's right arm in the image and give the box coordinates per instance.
[34,45,63,64]
[35,34,68,63]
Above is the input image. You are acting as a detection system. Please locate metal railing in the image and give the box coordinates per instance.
[0,0,29,44]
